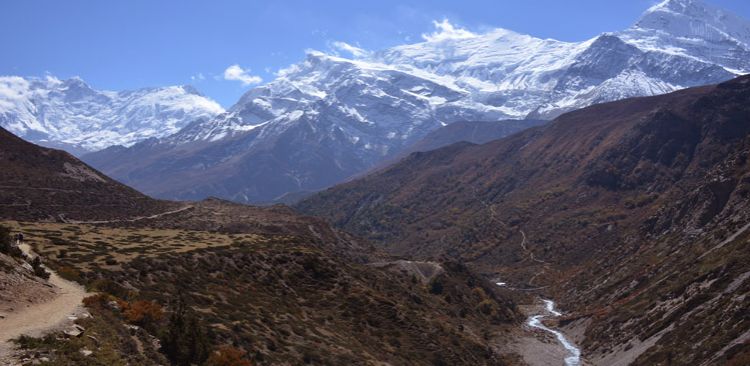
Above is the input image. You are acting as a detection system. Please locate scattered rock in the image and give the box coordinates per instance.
[63,324,85,337]
[87,335,100,346]
[107,300,121,312]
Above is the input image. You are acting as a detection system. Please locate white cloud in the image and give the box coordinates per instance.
[331,41,369,58]
[223,64,263,86]
[191,72,205,81]
[422,19,477,42]
[0,76,31,109]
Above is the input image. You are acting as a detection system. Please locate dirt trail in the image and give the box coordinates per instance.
[0,244,88,356]
[68,204,193,224]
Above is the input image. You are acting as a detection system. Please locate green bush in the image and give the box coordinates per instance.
[0,225,22,257]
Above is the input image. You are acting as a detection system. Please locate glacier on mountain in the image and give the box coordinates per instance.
[189,0,747,150]
[0,75,224,154]
[81,0,750,203]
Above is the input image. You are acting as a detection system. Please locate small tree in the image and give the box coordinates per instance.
[161,296,210,366]
[205,345,252,366]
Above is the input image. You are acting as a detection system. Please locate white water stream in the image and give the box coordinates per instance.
[527,299,581,366]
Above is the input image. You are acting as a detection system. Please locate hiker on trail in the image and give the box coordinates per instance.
[15,233,23,246]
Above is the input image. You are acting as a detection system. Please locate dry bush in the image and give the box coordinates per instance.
[57,266,82,282]
[205,345,252,366]
[82,293,111,308]
[124,300,164,326]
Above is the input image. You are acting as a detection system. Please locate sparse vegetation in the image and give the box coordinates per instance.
[205,345,253,366]
[161,296,211,366]
[5,219,521,365]
[123,300,165,329]
[0,224,22,257]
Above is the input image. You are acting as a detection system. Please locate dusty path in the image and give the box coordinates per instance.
[0,244,88,356]
[69,204,193,224]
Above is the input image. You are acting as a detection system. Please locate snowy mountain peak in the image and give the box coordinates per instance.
[646,0,704,13]
[636,0,750,47]
[83,0,750,204]
[0,75,224,154]
[180,84,203,96]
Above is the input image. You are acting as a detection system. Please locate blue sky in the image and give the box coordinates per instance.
[1,0,749,107]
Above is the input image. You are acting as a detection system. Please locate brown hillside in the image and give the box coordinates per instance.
[0,127,173,221]
[297,75,750,364]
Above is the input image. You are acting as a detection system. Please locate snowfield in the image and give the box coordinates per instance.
[0,76,223,153]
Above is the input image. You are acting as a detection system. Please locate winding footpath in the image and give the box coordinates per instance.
[470,189,583,364]
[0,244,88,356]
[527,299,582,366]
[68,204,194,224]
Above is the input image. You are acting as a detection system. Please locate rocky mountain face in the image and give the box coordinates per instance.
[296,75,750,364]
[83,0,750,204]
[0,126,173,221]
[0,76,223,154]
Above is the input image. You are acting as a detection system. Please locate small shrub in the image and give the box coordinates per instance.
[57,266,81,282]
[30,257,50,280]
[471,287,489,302]
[124,300,164,327]
[0,225,22,257]
[429,278,444,295]
[82,293,112,309]
[205,345,252,366]
[477,299,497,316]
[88,278,131,299]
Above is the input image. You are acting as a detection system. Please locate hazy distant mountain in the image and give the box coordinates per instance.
[0,76,223,154]
[86,0,750,203]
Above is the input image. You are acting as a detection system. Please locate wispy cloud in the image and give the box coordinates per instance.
[223,64,263,86]
[191,72,205,82]
[422,19,477,42]
[331,41,369,58]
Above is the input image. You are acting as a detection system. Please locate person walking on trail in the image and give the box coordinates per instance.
[15,233,23,246]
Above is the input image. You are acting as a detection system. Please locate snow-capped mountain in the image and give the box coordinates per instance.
[0,76,224,154]
[85,0,750,203]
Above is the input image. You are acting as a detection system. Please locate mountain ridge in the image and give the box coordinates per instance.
[0,76,224,154]
[85,0,750,204]
[0,125,175,221]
